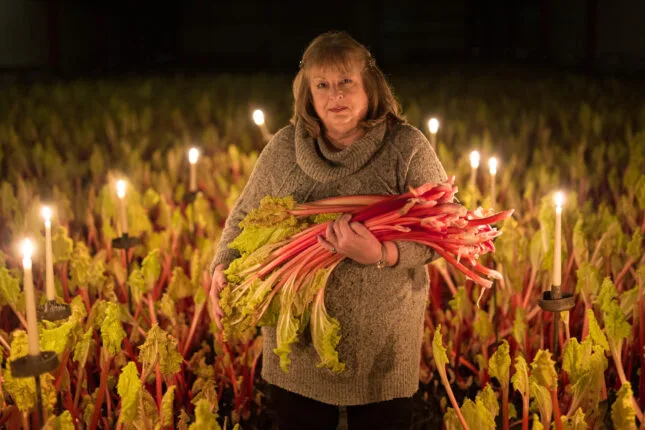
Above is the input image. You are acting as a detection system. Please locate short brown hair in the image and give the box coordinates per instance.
[291,31,405,138]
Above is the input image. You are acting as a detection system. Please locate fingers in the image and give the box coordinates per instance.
[317,235,337,253]
[350,221,373,239]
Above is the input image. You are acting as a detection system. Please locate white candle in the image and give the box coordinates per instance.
[41,206,55,301]
[188,147,199,193]
[469,150,480,191]
[22,239,40,356]
[428,117,439,150]
[553,191,564,286]
[253,109,271,141]
[116,180,128,235]
[488,157,498,208]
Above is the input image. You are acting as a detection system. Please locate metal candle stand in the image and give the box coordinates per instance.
[112,233,142,308]
[183,191,198,205]
[538,284,575,359]
[37,300,71,322]
[10,351,60,428]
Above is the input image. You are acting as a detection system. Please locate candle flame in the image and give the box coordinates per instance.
[41,206,52,222]
[116,180,127,199]
[470,150,480,169]
[554,191,565,208]
[252,109,265,126]
[22,239,34,262]
[188,147,200,164]
[488,157,498,175]
[428,117,439,134]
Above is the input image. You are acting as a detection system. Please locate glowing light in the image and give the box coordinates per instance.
[116,180,127,200]
[470,151,480,169]
[252,109,265,126]
[189,147,200,164]
[488,157,498,175]
[428,118,439,134]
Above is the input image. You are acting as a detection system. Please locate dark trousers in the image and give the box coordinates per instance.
[267,384,413,430]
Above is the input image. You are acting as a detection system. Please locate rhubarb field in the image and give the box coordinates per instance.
[0,70,644,429]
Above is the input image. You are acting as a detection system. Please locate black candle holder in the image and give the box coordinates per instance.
[111,233,142,251]
[538,285,575,360]
[11,351,60,428]
[112,233,141,310]
[183,190,199,204]
[37,300,71,322]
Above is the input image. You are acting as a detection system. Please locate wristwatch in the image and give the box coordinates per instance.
[375,242,388,269]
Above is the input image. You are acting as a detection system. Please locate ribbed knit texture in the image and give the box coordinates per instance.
[210,119,447,405]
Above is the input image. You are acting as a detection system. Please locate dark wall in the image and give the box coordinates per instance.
[1,0,644,80]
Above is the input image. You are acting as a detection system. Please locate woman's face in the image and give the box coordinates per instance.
[308,63,369,138]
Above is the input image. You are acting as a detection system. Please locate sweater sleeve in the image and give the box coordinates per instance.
[391,131,448,269]
[208,136,280,275]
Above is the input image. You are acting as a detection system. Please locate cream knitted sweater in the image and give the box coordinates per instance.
[210,119,447,405]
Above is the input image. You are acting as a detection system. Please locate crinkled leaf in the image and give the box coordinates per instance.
[158,385,176,429]
[128,268,146,304]
[611,382,636,430]
[168,266,194,300]
[478,383,500,418]
[117,362,142,424]
[572,218,588,265]
[575,262,601,303]
[433,325,449,375]
[512,307,527,348]
[45,410,74,430]
[531,350,557,390]
[489,340,510,389]
[0,265,20,307]
[530,378,553,429]
[101,302,125,356]
[309,283,344,374]
[582,313,606,356]
[52,225,74,264]
[603,301,631,346]
[595,277,618,313]
[142,249,161,289]
[461,396,496,430]
[511,355,530,398]
[625,230,642,261]
[138,324,183,377]
[189,399,221,430]
[73,327,94,364]
[449,286,472,323]
[474,309,494,341]
[40,319,77,356]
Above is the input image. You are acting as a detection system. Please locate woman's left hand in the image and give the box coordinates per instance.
[317,214,382,265]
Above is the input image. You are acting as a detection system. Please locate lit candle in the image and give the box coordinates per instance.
[41,206,55,301]
[253,109,271,141]
[553,191,564,286]
[428,117,439,150]
[116,180,128,236]
[488,157,498,208]
[22,239,40,356]
[469,150,480,191]
[188,147,200,193]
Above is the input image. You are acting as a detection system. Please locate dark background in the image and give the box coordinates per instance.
[1,0,645,83]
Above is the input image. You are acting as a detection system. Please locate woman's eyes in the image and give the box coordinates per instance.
[316,79,352,89]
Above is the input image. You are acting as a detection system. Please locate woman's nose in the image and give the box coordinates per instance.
[330,86,343,99]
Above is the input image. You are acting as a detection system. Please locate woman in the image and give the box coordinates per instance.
[210,31,447,430]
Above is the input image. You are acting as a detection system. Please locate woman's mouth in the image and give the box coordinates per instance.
[329,107,348,113]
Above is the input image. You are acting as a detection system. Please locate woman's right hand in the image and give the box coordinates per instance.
[210,263,227,319]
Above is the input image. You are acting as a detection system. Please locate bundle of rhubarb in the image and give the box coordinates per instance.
[215,177,513,373]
